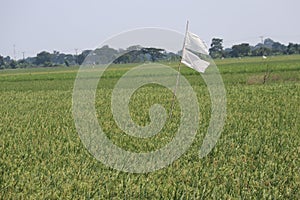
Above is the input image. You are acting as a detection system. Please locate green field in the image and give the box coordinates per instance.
[1,55,300,198]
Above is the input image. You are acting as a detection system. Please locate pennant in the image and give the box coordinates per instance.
[185,31,209,55]
[181,49,210,73]
[181,31,210,73]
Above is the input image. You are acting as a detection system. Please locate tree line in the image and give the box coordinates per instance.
[0,45,179,69]
[1,38,300,69]
[209,38,300,58]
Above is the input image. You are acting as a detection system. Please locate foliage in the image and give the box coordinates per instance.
[113,47,176,64]
[272,42,287,54]
[35,51,52,66]
[251,47,272,57]
[2,37,300,70]
[212,38,300,58]
[209,38,224,58]
[230,43,251,57]
[287,43,300,55]
[77,50,92,65]
[0,55,4,67]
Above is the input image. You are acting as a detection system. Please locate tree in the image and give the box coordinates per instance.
[287,43,300,55]
[114,47,166,64]
[35,51,52,66]
[77,50,92,65]
[126,45,143,51]
[0,55,4,65]
[165,52,181,62]
[230,43,251,57]
[93,45,119,64]
[223,48,232,58]
[251,47,272,57]
[141,48,165,62]
[272,42,286,55]
[17,59,30,68]
[9,60,17,69]
[63,54,75,66]
[209,38,223,58]
[64,60,70,67]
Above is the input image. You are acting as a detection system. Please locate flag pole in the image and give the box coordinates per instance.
[169,20,189,119]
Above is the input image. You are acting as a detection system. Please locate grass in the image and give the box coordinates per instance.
[0,55,299,198]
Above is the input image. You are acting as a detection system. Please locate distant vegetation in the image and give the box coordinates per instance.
[209,38,300,59]
[1,38,300,69]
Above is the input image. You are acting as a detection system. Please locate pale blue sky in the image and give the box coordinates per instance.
[1,0,300,58]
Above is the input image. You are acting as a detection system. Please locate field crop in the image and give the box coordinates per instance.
[0,55,299,198]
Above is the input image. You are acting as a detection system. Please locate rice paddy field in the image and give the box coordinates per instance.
[0,55,300,199]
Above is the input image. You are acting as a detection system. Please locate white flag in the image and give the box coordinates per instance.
[185,31,209,55]
[181,31,210,73]
[181,49,210,73]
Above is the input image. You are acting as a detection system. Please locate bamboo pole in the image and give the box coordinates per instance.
[169,21,189,119]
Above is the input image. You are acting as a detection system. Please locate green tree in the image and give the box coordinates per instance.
[9,60,17,69]
[251,47,272,56]
[271,42,286,55]
[35,51,52,66]
[114,47,166,64]
[287,43,299,54]
[209,38,223,58]
[94,45,119,64]
[230,43,251,57]
[77,50,92,65]
[142,48,165,62]
[0,55,4,69]
[126,45,142,51]
[64,60,70,67]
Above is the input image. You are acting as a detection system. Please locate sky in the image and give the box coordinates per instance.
[1,0,300,58]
